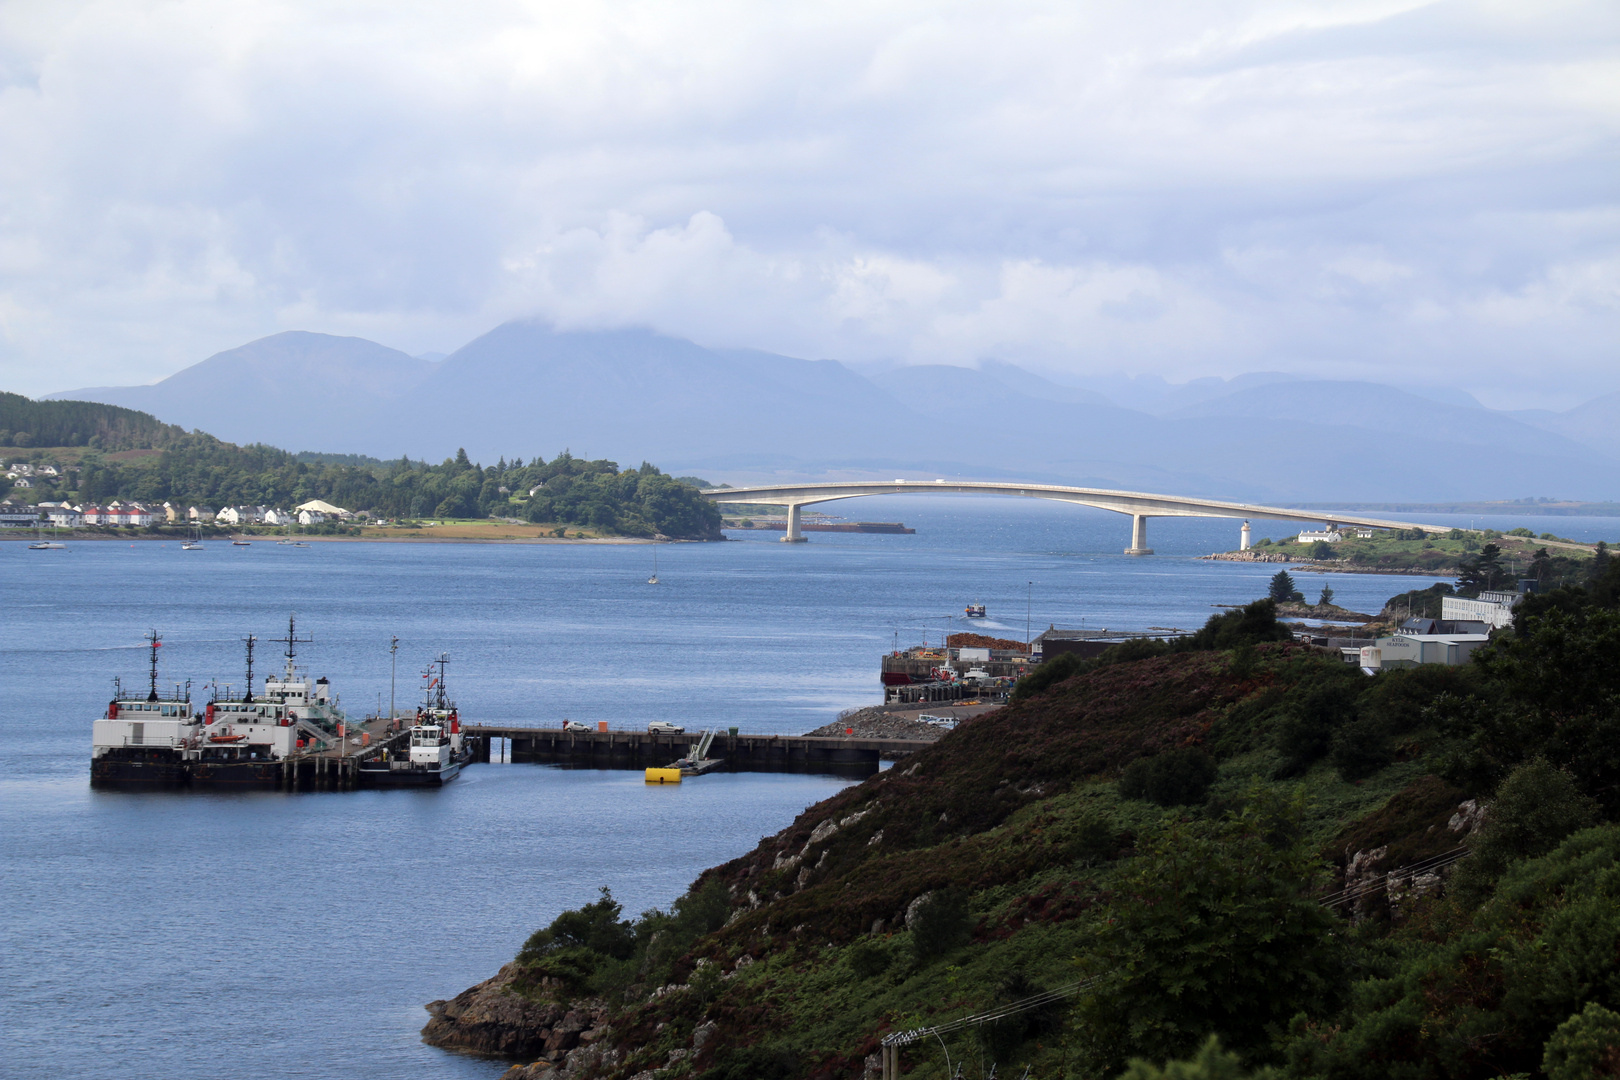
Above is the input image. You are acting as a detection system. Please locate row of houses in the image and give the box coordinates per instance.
[0,498,355,528]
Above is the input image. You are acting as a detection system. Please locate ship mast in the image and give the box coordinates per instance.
[242,634,257,702]
[146,629,161,701]
[434,654,449,712]
[272,612,312,679]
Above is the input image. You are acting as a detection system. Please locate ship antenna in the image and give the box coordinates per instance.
[113,675,123,700]
[436,654,449,712]
[273,611,312,678]
[243,634,257,702]
[146,629,162,701]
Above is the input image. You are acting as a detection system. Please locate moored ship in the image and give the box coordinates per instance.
[190,616,351,789]
[91,631,200,786]
[357,654,473,787]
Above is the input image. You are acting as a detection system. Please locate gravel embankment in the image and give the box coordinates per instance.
[804,707,954,741]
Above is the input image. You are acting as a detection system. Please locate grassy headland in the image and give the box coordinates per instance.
[427,561,1620,1080]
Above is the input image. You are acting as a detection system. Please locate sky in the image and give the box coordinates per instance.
[1,0,1616,409]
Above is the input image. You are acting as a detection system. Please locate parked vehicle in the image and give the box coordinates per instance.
[562,720,590,732]
[647,721,685,734]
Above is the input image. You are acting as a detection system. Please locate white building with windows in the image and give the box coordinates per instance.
[1442,590,1521,631]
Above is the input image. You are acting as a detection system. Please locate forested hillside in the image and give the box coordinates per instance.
[0,391,185,450]
[4,394,722,539]
[424,563,1620,1080]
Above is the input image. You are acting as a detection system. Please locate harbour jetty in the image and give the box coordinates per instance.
[467,725,932,776]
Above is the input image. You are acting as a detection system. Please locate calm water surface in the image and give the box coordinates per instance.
[5,497,1608,1079]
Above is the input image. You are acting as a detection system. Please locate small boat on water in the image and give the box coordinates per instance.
[648,545,660,584]
[356,654,473,787]
[965,602,987,618]
[28,523,66,550]
[232,538,252,546]
[181,524,204,550]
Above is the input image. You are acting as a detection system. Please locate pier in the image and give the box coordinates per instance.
[466,725,933,776]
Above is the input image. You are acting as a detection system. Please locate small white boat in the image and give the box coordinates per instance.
[181,524,204,549]
[28,524,66,550]
[648,544,660,584]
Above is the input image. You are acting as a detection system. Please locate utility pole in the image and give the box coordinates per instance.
[1026,581,1033,645]
[389,635,399,725]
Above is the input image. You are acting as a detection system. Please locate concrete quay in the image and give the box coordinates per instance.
[465,725,934,776]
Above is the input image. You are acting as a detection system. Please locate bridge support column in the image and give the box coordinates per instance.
[1240,519,1252,551]
[780,503,808,542]
[1125,514,1154,555]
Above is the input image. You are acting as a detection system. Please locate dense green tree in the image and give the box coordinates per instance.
[1456,542,1508,595]
[1268,571,1303,604]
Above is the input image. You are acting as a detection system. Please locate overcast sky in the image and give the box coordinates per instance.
[1,0,1615,408]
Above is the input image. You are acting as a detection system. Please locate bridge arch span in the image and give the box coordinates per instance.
[700,480,1446,554]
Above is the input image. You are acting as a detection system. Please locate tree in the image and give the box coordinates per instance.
[1317,586,1334,608]
[1120,748,1218,806]
[1456,542,1507,595]
[1075,802,1340,1073]
[1267,571,1301,604]
[1543,1002,1620,1080]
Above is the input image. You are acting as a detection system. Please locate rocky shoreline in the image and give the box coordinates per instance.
[422,963,619,1080]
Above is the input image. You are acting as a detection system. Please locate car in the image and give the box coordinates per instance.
[647,721,685,734]
[562,720,590,732]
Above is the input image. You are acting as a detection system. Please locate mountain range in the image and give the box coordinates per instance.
[46,323,1620,502]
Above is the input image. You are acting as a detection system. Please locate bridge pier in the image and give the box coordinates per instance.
[780,503,807,542]
[1125,513,1154,555]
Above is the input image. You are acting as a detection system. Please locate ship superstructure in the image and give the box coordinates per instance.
[90,631,201,785]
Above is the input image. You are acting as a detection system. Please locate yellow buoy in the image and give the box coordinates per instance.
[644,767,682,784]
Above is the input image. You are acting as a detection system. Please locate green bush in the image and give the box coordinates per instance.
[1119,748,1218,806]
[846,938,894,980]
[1453,758,1599,904]
[909,886,973,965]
[1076,807,1340,1074]
[1119,1036,1282,1079]
[1542,1001,1620,1080]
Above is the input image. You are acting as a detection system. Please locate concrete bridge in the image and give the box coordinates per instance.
[701,480,1448,554]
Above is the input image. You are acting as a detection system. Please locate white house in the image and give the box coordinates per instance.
[12,477,31,488]
[215,506,266,526]
[297,510,326,526]
[45,506,83,528]
[1297,529,1343,543]
[294,499,350,519]
[262,508,295,526]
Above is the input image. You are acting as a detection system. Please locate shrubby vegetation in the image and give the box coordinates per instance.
[482,559,1620,1080]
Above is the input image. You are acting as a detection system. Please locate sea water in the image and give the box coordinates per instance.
[4,496,1612,1079]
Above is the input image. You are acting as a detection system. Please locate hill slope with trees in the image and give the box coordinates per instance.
[3,394,722,539]
[423,563,1620,1080]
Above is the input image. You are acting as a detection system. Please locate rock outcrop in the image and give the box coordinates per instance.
[422,962,609,1068]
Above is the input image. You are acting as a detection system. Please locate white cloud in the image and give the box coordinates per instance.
[0,0,1614,406]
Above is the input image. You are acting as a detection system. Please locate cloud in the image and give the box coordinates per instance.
[0,0,1615,408]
